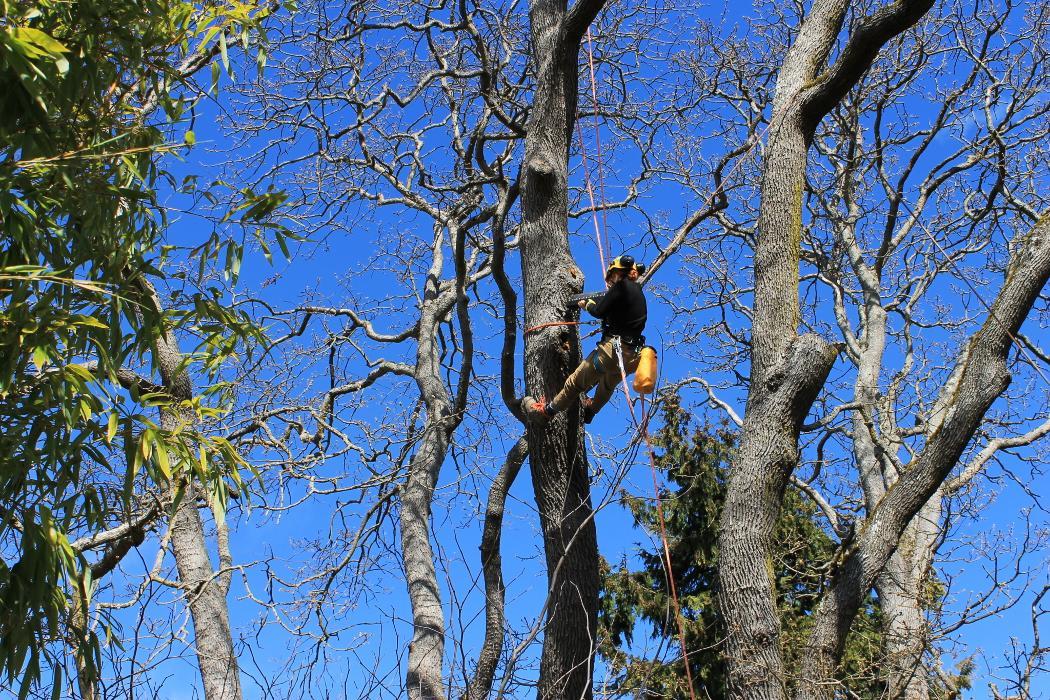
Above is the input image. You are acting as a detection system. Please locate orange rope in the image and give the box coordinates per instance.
[613,344,699,699]
[575,25,778,693]
[584,28,611,265]
[579,31,700,700]
[576,119,608,275]
[524,320,586,335]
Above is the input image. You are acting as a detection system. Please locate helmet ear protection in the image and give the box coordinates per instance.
[605,254,642,280]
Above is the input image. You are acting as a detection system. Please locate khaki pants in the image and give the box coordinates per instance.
[550,337,639,415]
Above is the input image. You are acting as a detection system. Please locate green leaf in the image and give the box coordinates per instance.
[106,412,118,444]
[218,31,229,73]
[32,346,48,371]
[12,26,69,56]
[153,438,172,479]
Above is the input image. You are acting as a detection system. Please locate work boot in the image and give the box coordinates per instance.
[522,396,556,425]
[581,397,597,424]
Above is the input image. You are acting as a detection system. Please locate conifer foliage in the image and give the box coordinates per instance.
[598,393,889,698]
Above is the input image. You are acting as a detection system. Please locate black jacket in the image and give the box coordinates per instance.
[585,279,646,341]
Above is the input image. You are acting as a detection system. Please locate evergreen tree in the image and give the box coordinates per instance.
[598,393,885,698]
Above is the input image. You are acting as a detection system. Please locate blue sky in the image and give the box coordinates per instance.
[49,1,1050,698]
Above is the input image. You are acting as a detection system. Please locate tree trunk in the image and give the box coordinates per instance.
[401,419,450,700]
[716,11,843,697]
[165,474,243,700]
[151,289,243,700]
[716,2,936,696]
[796,214,1050,699]
[519,2,607,697]
[401,245,467,699]
[851,287,938,699]
[876,496,939,700]
[403,304,451,699]
[717,336,839,700]
[71,587,97,700]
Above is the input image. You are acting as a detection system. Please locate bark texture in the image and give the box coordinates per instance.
[154,325,243,700]
[876,499,939,700]
[795,214,1050,699]
[717,336,840,698]
[519,1,608,698]
[166,476,242,700]
[402,232,473,700]
[716,2,935,698]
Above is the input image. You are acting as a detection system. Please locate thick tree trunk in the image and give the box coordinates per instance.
[519,2,607,697]
[716,16,842,697]
[796,214,1050,699]
[717,3,936,697]
[717,336,839,700]
[876,497,939,700]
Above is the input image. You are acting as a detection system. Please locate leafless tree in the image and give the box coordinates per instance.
[227,2,525,697]
[220,1,726,698]
[96,1,1045,699]
[658,1,1050,699]
[798,5,1050,696]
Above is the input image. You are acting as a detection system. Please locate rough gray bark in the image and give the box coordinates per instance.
[876,500,939,700]
[165,475,242,700]
[717,336,840,697]
[402,236,469,700]
[464,438,528,700]
[150,286,243,700]
[715,2,935,698]
[519,1,607,698]
[795,213,1050,699]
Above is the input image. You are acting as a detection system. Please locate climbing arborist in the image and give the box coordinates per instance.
[523,254,647,425]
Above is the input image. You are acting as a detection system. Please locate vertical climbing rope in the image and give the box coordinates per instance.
[612,339,699,699]
[577,23,775,695]
[584,28,612,265]
[580,33,700,699]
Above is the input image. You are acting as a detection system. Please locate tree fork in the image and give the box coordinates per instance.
[716,2,936,697]
[796,213,1050,700]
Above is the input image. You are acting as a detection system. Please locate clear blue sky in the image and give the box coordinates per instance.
[73,1,1049,698]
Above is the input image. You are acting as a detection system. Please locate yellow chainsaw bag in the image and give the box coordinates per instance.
[633,346,657,394]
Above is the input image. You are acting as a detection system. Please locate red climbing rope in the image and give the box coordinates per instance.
[576,119,608,278]
[523,320,585,334]
[580,29,700,700]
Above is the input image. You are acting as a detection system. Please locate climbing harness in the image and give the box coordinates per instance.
[579,28,700,700]
[523,23,773,693]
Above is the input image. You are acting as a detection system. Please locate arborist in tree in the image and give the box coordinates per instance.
[523,254,647,425]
